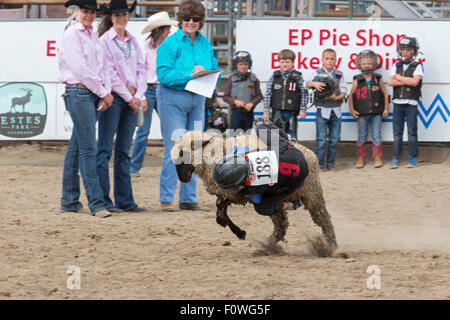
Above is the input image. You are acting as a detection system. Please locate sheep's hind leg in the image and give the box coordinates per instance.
[268,210,289,246]
[216,196,246,240]
[308,206,338,250]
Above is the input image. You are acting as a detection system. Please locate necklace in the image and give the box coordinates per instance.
[113,38,132,60]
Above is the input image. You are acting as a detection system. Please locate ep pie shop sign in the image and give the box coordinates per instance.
[0,82,47,138]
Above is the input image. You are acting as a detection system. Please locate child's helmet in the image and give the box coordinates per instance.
[312,75,335,100]
[209,110,228,133]
[356,50,379,74]
[397,37,419,56]
[232,51,253,72]
[212,154,250,189]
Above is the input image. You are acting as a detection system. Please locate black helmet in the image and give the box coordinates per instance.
[312,74,335,100]
[209,110,228,132]
[232,51,252,72]
[397,37,419,56]
[356,50,379,74]
[212,154,250,189]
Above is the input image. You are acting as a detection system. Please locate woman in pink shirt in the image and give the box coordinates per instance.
[129,12,178,178]
[58,0,113,218]
[96,0,147,213]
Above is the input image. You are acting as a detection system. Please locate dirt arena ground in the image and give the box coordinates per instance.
[0,141,449,300]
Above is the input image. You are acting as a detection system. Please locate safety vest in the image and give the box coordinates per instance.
[230,73,258,107]
[352,73,385,115]
[393,61,422,101]
[314,68,343,108]
[270,70,303,112]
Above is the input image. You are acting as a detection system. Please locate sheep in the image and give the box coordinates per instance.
[171,130,338,252]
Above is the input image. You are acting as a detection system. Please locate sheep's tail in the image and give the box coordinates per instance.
[268,210,289,246]
[308,206,337,250]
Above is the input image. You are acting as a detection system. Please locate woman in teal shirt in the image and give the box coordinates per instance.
[156,0,219,212]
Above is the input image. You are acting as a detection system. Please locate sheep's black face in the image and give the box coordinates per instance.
[175,149,195,183]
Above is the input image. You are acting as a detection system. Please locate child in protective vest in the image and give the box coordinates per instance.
[263,49,307,140]
[348,50,389,169]
[306,48,346,171]
[387,36,424,169]
[223,51,263,132]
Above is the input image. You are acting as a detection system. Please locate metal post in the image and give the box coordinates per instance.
[349,0,354,19]
[256,0,264,16]
[290,0,296,17]
[228,0,234,74]
[238,0,243,18]
[29,5,39,18]
[206,0,214,44]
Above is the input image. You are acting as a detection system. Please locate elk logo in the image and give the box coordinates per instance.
[0,82,47,138]
[11,88,33,113]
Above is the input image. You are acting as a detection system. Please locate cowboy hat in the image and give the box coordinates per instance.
[101,0,137,14]
[141,11,179,34]
[64,0,100,11]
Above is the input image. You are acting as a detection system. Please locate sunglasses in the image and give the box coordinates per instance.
[182,16,201,22]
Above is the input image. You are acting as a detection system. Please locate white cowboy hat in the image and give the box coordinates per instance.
[141,11,179,34]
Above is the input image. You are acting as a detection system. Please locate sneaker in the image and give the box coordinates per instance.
[179,203,211,212]
[390,158,400,169]
[107,207,123,213]
[326,165,335,171]
[93,209,112,218]
[161,202,177,212]
[319,166,328,172]
[407,158,417,168]
[130,171,140,178]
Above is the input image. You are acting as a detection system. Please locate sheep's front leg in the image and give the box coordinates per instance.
[268,210,289,245]
[215,196,229,228]
[216,196,246,240]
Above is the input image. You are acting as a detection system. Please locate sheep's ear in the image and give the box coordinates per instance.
[190,133,212,151]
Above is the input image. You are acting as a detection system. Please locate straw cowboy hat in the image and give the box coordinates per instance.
[141,11,179,34]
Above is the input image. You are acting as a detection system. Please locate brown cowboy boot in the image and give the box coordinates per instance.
[355,142,366,169]
[373,143,383,168]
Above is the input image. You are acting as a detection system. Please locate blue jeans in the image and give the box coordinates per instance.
[157,84,205,204]
[96,93,138,210]
[60,87,107,214]
[229,109,254,132]
[315,108,341,168]
[130,85,158,173]
[357,114,382,146]
[392,103,418,160]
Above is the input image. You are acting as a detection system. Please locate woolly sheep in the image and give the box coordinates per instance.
[171,130,337,251]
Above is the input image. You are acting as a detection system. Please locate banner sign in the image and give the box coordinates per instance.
[236,19,450,141]
[0,20,449,141]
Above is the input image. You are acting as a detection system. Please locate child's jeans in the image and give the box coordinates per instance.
[272,110,297,139]
[315,108,341,168]
[392,103,418,160]
[357,114,382,146]
[229,109,254,132]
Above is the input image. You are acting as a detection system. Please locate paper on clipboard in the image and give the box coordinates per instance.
[185,71,221,98]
